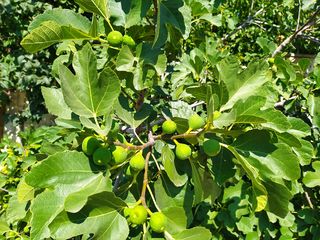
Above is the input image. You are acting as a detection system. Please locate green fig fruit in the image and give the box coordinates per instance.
[203,138,221,157]
[175,143,192,160]
[93,147,112,166]
[129,205,148,225]
[188,114,205,130]
[150,212,167,233]
[129,151,145,171]
[162,120,177,134]
[123,35,136,47]
[112,146,128,164]
[82,136,100,156]
[107,31,123,45]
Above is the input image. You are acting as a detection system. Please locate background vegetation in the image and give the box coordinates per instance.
[0,0,320,239]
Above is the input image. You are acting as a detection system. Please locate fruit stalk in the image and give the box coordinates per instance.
[140,150,152,212]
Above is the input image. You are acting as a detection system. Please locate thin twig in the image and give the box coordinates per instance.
[114,130,201,150]
[0,187,9,193]
[222,8,264,41]
[147,184,161,212]
[274,96,298,109]
[272,7,320,57]
[296,0,301,31]
[305,191,314,209]
[297,34,320,45]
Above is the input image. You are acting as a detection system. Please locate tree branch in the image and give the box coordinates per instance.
[140,149,152,210]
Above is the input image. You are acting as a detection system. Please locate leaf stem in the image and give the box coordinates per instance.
[147,184,161,212]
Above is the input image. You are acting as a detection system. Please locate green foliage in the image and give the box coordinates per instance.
[1,0,320,239]
[0,0,75,122]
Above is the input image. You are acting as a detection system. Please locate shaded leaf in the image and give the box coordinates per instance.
[162,145,188,187]
[49,192,128,240]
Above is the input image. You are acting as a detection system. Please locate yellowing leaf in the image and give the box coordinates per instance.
[256,195,268,212]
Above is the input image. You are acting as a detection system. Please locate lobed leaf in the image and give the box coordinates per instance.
[60,44,121,118]
[21,21,93,53]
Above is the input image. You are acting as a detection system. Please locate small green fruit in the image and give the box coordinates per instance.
[129,151,145,171]
[150,212,167,233]
[107,31,123,45]
[162,120,177,134]
[188,114,205,130]
[112,146,128,164]
[203,139,221,157]
[175,143,192,160]
[130,205,148,225]
[123,35,136,47]
[124,207,132,218]
[268,57,275,64]
[93,147,112,166]
[82,136,100,156]
[23,226,30,233]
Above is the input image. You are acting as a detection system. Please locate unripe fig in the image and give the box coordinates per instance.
[107,31,123,45]
[203,138,221,157]
[150,212,167,233]
[188,114,205,130]
[93,147,112,166]
[123,35,136,47]
[82,136,100,156]
[112,146,128,164]
[124,207,132,218]
[129,151,145,171]
[129,205,148,225]
[175,143,192,160]
[162,120,177,134]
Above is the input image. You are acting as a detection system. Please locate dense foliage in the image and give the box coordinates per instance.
[1,0,320,239]
[0,0,74,123]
